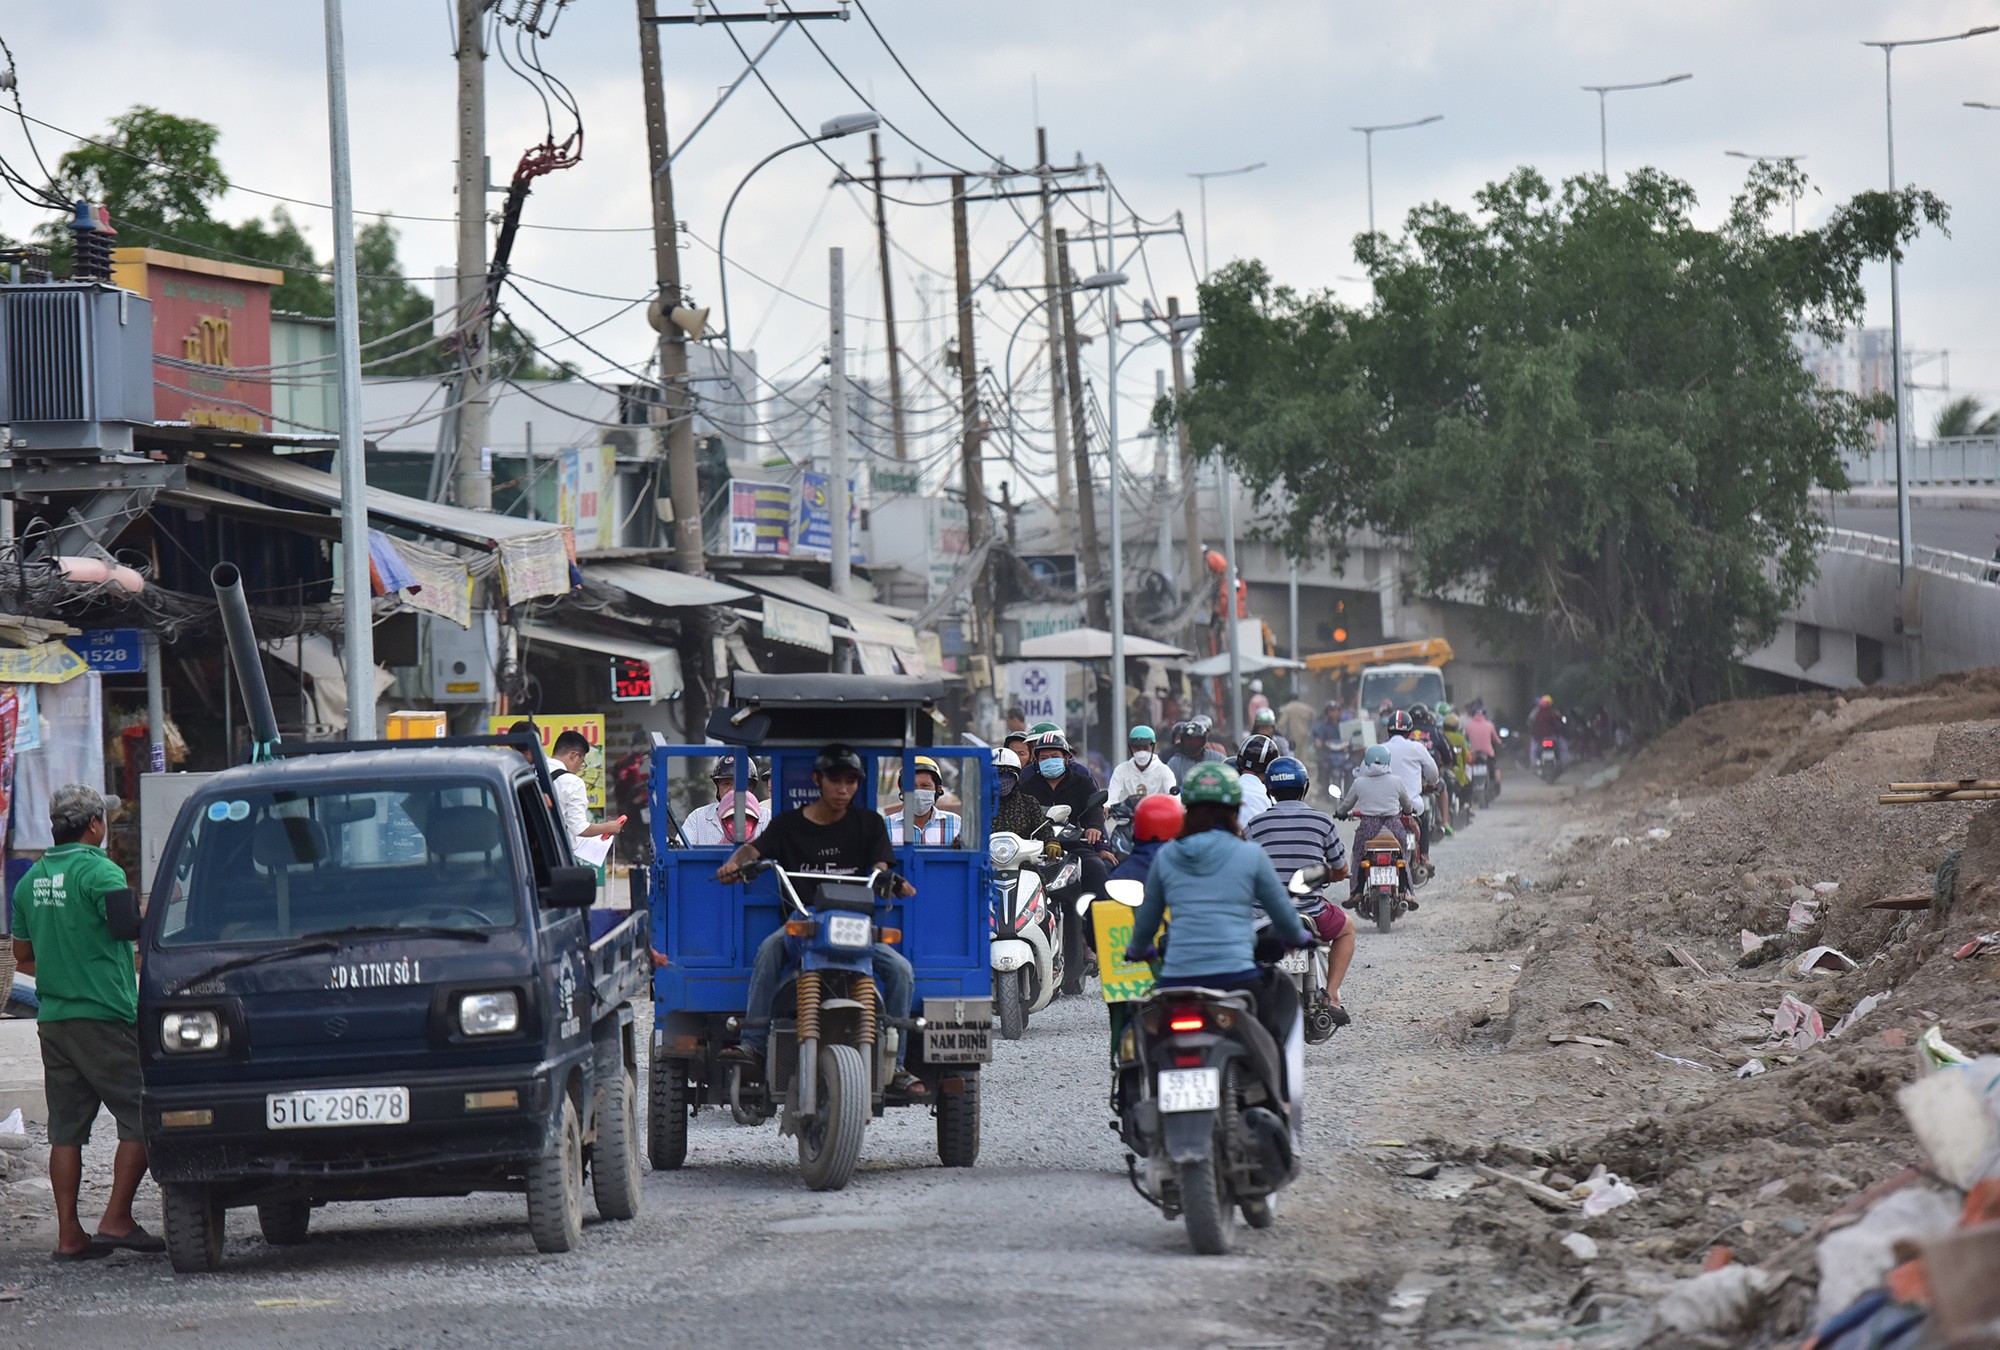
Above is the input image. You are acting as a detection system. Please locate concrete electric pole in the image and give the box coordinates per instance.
[827,247,852,599]
[1057,230,1105,628]
[1038,129,1077,537]
[1168,296,1202,593]
[452,0,493,511]
[868,133,908,462]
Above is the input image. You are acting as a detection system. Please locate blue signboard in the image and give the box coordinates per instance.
[66,628,145,674]
[790,471,863,563]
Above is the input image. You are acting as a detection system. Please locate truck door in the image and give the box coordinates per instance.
[515,780,589,1051]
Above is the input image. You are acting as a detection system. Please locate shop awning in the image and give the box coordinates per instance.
[198,447,570,603]
[1017,626,1189,660]
[1184,650,1307,677]
[733,573,920,653]
[588,561,753,609]
[518,622,683,703]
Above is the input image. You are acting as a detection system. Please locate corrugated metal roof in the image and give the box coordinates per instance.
[588,561,753,609]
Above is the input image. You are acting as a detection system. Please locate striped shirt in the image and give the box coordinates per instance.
[1245,799,1347,878]
[886,810,963,846]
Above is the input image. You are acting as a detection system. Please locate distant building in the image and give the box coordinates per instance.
[1796,327,1894,451]
[760,374,893,472]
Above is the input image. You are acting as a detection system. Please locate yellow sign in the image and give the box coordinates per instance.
[0,642,89,685]
[488,714,606,811]
[1092,898,1159,1004]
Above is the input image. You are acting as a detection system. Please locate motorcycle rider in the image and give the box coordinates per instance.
[992,748,1050,838]
[716,744,925,1098]
[1336,743,1422,908]
[1463,701,1501,792]
[1530,695,1566,765]
[1109,793,1183,884]
[1251,706,1291,756]
[1108,724,1178,802]
[1441,712,1473,807]
[1020,728,1108,993]
[1409,703,1455,837]
[1125,762,1311,1068]
[1165,718,1224,780]
[1235,733,1281,828]
[1382,710,1441,870]
[1245,757,1355,1021]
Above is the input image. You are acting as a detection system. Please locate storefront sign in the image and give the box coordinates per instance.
[1009,662,1067,726]
[761,596,833,654]
[724,480,791,556]
[0,642,89,684]
[558,445,616,552]
[66,628,145,674]
[791,471,862,562]
[112,247,280,433]
[610,656,652,702]
[486,713,606,811]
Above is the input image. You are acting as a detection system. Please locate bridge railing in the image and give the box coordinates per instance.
[1843,436,2000,487]
[1822,528,2000,587]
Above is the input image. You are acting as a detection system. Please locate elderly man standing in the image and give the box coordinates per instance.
[10,785,162,1260]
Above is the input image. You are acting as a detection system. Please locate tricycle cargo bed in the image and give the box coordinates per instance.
[590,910,651,1010]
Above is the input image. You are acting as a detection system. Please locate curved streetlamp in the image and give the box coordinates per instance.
[1580,74,1690,178]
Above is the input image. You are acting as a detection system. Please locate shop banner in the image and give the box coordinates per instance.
[487,713,606,810]
[1008,662,1066,727]
[725,480,791,556]
[791,471,862,562]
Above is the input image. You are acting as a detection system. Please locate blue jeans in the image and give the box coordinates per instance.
[741,931,914,1066]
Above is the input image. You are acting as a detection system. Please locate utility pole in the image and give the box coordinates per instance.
[1168,296,1202,593]
[1154,368,1174,588]
[1219,453,1243,743]
[636,0,711,728]
[827,247,852,598]
[1057,229,1104,628]
[1038,129,1077,536]
[452,0,493,510]
[950,176,993,691]
[868,133,907,462]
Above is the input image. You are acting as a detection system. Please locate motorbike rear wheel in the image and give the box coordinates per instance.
[1375,890,1396,934]
[995,966,1028,1040]
[797,1042,867,1192]
[1180,1156,1234,1255]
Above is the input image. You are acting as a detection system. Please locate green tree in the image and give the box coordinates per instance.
[1934,395,2000,438]
[1181,164,1945,732]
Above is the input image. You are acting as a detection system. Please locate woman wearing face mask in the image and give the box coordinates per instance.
[992,748,1049,837]
[886,756,962,845]
[1107,724,1178,802]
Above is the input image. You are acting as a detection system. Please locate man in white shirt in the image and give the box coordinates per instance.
[885,756,962,846]
[549,730,625,846]
[1381,710,1441,865]
[1107,724,1177,802]
[683,754,766,846]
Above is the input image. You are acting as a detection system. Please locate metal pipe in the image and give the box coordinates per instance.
[143,629,165,773]
[211,563,282,760]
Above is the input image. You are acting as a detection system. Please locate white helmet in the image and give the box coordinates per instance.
[994,748,1022,770]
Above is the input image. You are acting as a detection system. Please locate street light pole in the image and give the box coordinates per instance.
[1580,74,1692,178]
[1864,25,1997,581]
[1186,162,1266,279]
[320,0,375,740]
[1350,116,1442,237]
[1724,150,1807,233]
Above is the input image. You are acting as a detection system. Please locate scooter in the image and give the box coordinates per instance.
[987,807,1072,1040]
[1105,876,1303,1256]
[1536,738,1563,784]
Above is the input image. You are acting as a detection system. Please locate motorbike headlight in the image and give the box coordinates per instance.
[161,1009,223,1053]
[458,991,521,1036]
[824,914,872,949]
[1053,858,1081,889]
[989,835,1020,868]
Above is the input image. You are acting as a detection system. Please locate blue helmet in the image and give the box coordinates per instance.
[1264,755,1309,792]
[1364,743,1392,767]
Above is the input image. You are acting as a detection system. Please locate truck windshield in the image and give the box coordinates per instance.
[1359,668,1446,713]
[154,779,519,947]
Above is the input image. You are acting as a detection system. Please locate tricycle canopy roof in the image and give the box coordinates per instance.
[730,672,946,706]
[720,672,947,749]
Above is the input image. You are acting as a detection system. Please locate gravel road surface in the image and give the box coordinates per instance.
[0,783,1574,1348]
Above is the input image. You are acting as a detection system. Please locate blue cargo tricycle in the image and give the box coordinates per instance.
[647,674,994,1190]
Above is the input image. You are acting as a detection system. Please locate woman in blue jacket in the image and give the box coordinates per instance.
[1126,762,1309,1062]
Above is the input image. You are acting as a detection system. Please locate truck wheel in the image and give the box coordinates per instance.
[648,1055,689,1171]
[162,1182,225,1272]
[995,967,1027,1040]
[527,1094,584,1253]
[935,1069,981,1168]
[592,1065,642,1221]
[256,1201,311,1246]
[797,1042,866,1192]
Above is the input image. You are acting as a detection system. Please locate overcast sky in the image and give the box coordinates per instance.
[5,1,1999,477]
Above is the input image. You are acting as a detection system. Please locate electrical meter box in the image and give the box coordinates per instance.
[385,709,449,739]
[428,611,498,704]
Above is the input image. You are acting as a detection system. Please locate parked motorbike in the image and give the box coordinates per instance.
[1103,881,1301,1256]
[1348,828,1412,933]
[1536,738,1563,784]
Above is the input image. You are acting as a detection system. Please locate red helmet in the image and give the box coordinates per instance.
[1133,793,1185,843]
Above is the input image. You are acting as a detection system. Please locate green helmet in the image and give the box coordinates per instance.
[1028,721,1062,739]
[1179,761,1243,806]
[1435,701,1451,716]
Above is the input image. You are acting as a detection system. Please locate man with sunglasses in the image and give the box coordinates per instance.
[714,745,925,1098]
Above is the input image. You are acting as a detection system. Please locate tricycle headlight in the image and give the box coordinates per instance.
[458,991,520,1036]
[989,835,1019,868]
[160,1009,222,1054]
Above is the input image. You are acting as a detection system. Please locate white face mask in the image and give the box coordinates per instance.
[1131,750,1153,769]
[907,789,937,817]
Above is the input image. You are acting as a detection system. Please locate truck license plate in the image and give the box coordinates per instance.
[266,1087,410,1130]
[1278,949,1310,974]
[1369,865,1398,887]
[1156,1067,1220,1114]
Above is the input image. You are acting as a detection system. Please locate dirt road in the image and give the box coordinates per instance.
[0,785,1581,1348]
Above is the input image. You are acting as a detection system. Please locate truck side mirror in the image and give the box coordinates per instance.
[104,887,141,942]
[542,865,597,909]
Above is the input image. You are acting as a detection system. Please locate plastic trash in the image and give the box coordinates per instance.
[1814,1187,1958,1322]
[1828,992,1885,1040]
[1813,881,1840,897]
[1736,1058,1768,1079]
[1787,899,1820,933]
[1574,1165,1641,1216]
[1773,994,1825,1049]
[1792,946,1858,975]
[0,1108,24,1152]
[1897,1056,2000,1188]
[1560,1232,1599,1262]
[1920,1025,1973,1069]
[1656,1264,1777,1335]
[1646,827,1672,840]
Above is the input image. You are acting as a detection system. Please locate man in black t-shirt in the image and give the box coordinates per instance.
[716,744,924,1096]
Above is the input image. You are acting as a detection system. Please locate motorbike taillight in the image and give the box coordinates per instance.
[1541,739,1555,749]
[1372,852,1394,866]
[1167,1009,1205,1033]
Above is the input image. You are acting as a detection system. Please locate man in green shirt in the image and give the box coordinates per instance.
[10,783,162,1260]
